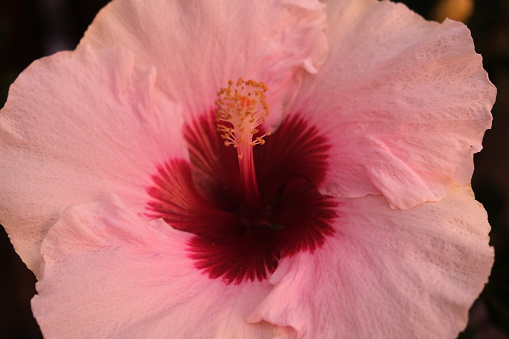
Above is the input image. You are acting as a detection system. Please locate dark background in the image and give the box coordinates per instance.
[1,0,508,338]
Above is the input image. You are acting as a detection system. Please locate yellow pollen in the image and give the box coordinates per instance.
[216,78,271,158]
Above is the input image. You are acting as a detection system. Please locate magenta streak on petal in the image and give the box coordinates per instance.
[147,113,338,284]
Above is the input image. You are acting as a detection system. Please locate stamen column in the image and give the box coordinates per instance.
[215,78,270,212]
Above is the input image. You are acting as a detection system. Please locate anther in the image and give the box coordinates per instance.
[216,78,271,159]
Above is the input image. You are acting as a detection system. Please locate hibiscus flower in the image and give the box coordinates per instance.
[0,0,496,338]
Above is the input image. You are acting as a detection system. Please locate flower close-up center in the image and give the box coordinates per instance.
[147,78,338,285]
[0,0,498,336]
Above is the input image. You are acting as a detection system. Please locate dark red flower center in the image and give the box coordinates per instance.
[147,111,338,285]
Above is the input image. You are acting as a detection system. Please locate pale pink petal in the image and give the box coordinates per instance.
[248,185,493,338]
[32,195,288,338]
[291,0,496,208]
[81,0,329,126]
[0,47,185,275]
[1,0,329,277]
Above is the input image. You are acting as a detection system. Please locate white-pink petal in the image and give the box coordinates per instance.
[32,195,284,339]
[0,47,185,275]
[249,185,493,338]
[292,0,496,208]
[81,0,329,126]
[0,0,330,277]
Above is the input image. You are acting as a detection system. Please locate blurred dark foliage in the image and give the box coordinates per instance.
[0,0,508,338]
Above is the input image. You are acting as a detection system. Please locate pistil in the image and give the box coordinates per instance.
[215,78,270,213]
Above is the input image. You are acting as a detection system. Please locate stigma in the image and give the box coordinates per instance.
[215,78,271,159]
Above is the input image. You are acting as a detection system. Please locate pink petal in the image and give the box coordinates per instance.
[292,0,496,208]
[248,185,493,338]
[32,195,283,338]
[0,47,186,275]
[1,0,329,277]
[80,0,329,126]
